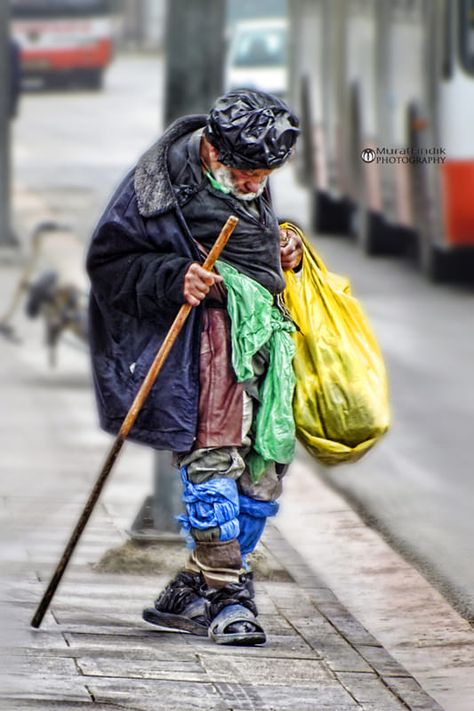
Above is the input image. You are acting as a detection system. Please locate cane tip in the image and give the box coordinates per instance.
[31,613,42,629]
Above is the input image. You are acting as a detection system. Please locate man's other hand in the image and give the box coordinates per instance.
[183,263,223,307]
[280,226,303,270]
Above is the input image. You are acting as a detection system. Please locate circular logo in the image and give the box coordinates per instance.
[361,148,376,163]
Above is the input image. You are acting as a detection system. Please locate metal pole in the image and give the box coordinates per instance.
[130,0,227,542]
[159,0,225,530]
[163,0,225,126]
[0,2,14,247]
[152,451,184,533]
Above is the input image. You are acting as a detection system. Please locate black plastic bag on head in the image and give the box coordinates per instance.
[206,89,300,170]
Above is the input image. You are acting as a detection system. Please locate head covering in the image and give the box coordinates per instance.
[205,89,300,170]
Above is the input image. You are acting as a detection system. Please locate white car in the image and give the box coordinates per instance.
[225,18,288,99]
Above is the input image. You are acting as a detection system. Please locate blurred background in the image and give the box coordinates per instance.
[1,0,474,652]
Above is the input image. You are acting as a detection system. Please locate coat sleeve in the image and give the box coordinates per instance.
[86,211,195,321]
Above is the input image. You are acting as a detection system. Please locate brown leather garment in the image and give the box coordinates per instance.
[195,297,244,449]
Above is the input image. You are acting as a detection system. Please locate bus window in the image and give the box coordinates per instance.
[11,1,111,19]
[11,0,114,89]
[460,0,474,73]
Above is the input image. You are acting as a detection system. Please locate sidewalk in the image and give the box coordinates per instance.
[0,508,443,711]
[0,185,449,711]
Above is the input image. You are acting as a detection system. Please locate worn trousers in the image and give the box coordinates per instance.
[177,392,287,587]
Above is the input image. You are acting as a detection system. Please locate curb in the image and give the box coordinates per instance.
[264,523,444,711]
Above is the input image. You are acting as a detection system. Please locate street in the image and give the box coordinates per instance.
[3,52,474,709]
[12,43,474,629]
[309,237,474,620]
[12,53,165,242]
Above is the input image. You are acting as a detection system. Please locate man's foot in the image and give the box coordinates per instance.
[207,577,266,646]
[143,571,208,637]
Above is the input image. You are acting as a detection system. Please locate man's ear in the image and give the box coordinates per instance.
[207,142,220,163]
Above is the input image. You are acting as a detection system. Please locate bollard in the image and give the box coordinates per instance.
[129,452,183,542]
[152,451,183,533]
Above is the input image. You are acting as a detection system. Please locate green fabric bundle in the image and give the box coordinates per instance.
[216,260,296,482]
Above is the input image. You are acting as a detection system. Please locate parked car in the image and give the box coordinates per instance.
[225,18,288,99]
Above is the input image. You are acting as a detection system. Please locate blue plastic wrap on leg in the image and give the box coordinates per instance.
[237,495,279,555]
[177,468,240,542]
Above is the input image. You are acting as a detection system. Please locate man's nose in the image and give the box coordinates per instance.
[243,176,264,193]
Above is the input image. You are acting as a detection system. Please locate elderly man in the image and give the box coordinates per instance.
[87,89,301,646]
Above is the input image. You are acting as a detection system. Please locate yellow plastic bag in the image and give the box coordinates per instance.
[282,223,390,465]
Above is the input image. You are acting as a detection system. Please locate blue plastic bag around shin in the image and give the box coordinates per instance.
[177,467,240,546]
[237,494,279,556]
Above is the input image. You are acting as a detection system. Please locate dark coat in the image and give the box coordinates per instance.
[86,115,209,452]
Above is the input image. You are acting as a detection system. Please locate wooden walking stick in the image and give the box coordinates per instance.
[31,214,239,629]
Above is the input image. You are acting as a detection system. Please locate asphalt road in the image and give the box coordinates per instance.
[308,236,474,622]
[11,53,474,623]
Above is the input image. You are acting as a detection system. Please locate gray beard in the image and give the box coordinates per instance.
[213,166,268,202]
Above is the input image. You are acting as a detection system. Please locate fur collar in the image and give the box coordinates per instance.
[134,114,207,217]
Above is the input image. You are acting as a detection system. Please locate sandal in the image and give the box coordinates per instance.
[143,597,208,636]
[206,577,266,646]
[143,571,208,637]
[208,602,266,646]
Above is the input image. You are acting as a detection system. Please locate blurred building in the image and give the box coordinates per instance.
[117,0,166,52]
[116,0,287,54]
[227,0,287,27]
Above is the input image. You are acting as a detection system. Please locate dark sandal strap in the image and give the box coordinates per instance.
[209,604,266,646]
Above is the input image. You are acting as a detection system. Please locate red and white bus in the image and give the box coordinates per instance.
[290,0,474,280]
[11,0,115,90]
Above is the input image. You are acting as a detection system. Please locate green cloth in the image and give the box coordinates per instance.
[216,259,296,483]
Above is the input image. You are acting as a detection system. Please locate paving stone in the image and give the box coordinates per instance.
[276,564,318,587]
[214,681,359,710]
[316,601,381,646]
[302,632,373,673]
[186,632,318,660]
[384,676,446,710]
[262,581,315,613]
[52,594,151,613]
[45,622,161,637]
[278,611,340,639]
[336,671,412,707]
[1,675,91,703]
[1,580,43,604]
[0,703,122,711]
[356,644,412,677]
[359,704,409,711]
[64,631,192,656]
[88,678,228,711]
[251,611,300,636]
[305,587,340,605]
[0,601,58,641]
[1,627,68,652]
[77,654,207,682]
[4,654,79,678]
[199,653,334,688]
[51,606,143,629]
[51,578,163,600]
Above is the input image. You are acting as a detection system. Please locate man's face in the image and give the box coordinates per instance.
[214,164,273,201]
[204,139,274,201]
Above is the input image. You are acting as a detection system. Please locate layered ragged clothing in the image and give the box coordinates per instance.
[87,114,296,589]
